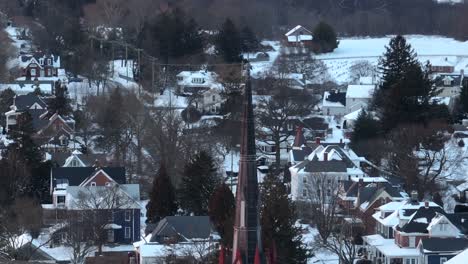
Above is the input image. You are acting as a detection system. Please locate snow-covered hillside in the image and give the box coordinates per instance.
[317,35,468,84]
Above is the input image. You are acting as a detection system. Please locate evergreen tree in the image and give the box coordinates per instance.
[208,184,235,247]
[377,35,418,93]
[240,26,260,53]
[312,22,339,53]
[458,81,468,116]
[146,164,177,223]
[178,151,219,215]
[350,109,380,144]
[49,81,72,116]
[0,89,16,126]
[7,112,42,166]
[374,36,441,132]
[216,18,242,63]
[261,172,310,263]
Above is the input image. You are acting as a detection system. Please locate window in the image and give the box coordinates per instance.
[48,58,52,65]
[90,182,96,186]
[409,236,416,247]
[327,189,331,197]
[125,227,131,239]
[303,176,307,184]
[105,182,111,187]
[406,259,410,264]
[411,259,417,264]
[302,189,307,197]
[125,210,131,221]
[39,59,44,65]
[108,211,114,222]
[57,195,65,204]
[212,95,216,102]
[440,257,447,264]
[444,79,451,86]
[439,221,448,231]
[30,68,36,76]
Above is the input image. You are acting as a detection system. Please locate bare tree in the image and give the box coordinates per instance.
[303,173,341,241]
[72,184,138,254]
[349,60,377,83]
[256,84,318,166]
[313,220,359,264]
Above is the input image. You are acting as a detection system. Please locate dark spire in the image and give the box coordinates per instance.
[232,68,264,264]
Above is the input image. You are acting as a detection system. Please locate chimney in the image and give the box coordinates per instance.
[340,138,343,144]
[424,201,429,208]
[323,152,328,161]
[358,178,364,188]
[315,137,321,144]
[410,190,418,203]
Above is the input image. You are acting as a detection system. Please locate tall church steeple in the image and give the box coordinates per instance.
[232,69,263,264]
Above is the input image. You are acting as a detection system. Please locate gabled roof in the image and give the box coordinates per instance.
[346,85,375,99]
[397,206,446,233]
[14,93,47,111]
[323,91,346,108]
[285,25,312,37]
[420,237,468,253]
[52,167,126,187]
[446,248,468,264]
[446,213,468,235]
[434,74,464,87]
[149,216,213,242]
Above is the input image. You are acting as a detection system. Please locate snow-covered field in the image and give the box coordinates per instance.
[250,36,468,85]
[317,35,468,84]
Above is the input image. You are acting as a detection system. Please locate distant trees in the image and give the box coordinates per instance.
[138,9,204,63]
[261,172,310,263]
[178,151,220,215]
[215,18,242,63]
[0,89,15,127]
[146,164,177,223]
[240,26,260,53]
[312,22,339,53]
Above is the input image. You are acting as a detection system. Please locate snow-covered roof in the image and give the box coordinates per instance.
[431,56,456,67]
[285,25,312,37]
[346,84,375,99]
[176,70,221,89]
[446,248,468,264]
[364,234,419,257]
[350,176,387,183]
[344,108,363,121]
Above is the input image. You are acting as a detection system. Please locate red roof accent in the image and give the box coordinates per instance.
[233,249,243,264]
[254,246,261,264]
[218,246,225,264]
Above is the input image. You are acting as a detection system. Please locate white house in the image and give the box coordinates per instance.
[284,25,313,45]
[176,70,224,113]
[345,84,375,114]
[433,71,465,97]
[289,144,365,201]
[322,91,347,116]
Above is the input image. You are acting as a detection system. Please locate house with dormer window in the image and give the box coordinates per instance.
[433,71,466,97]
[42,166,140,245]
[364,194,468,264]
[19,52,61,79]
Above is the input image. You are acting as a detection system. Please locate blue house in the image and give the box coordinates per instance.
[419,237,468,264]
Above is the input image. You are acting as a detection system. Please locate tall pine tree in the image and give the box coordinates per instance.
[240,26,260,53]
[458,81,468,117]
[49,81,72,116]
[178,151,219,215]
[208,184,235,247]
[374,36,440,132]
[216,18,242,63]
[261,172,310,263]
[146,164,177,223]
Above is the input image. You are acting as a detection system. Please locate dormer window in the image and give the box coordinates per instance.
[39,59,44,65]
[444,78,452,86]
[57,195,65,204]
[48,58,52,65]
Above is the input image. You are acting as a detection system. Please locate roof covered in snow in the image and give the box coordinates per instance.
[346,84,375,99]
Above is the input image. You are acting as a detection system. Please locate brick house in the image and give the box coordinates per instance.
[19,53,61,79]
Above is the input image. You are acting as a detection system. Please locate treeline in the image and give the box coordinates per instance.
[5,0,468,41]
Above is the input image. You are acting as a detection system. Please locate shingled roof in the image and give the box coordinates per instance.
[150,216,213,243]
[52,167,126,187]
[397,206,446,233]
[420,237,468,253]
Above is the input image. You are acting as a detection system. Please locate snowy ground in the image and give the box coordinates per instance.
[249,41,281,78]
[316,35,468,84]
[298,223,339,264]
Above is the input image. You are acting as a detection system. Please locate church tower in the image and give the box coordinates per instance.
[232,70,263,264]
